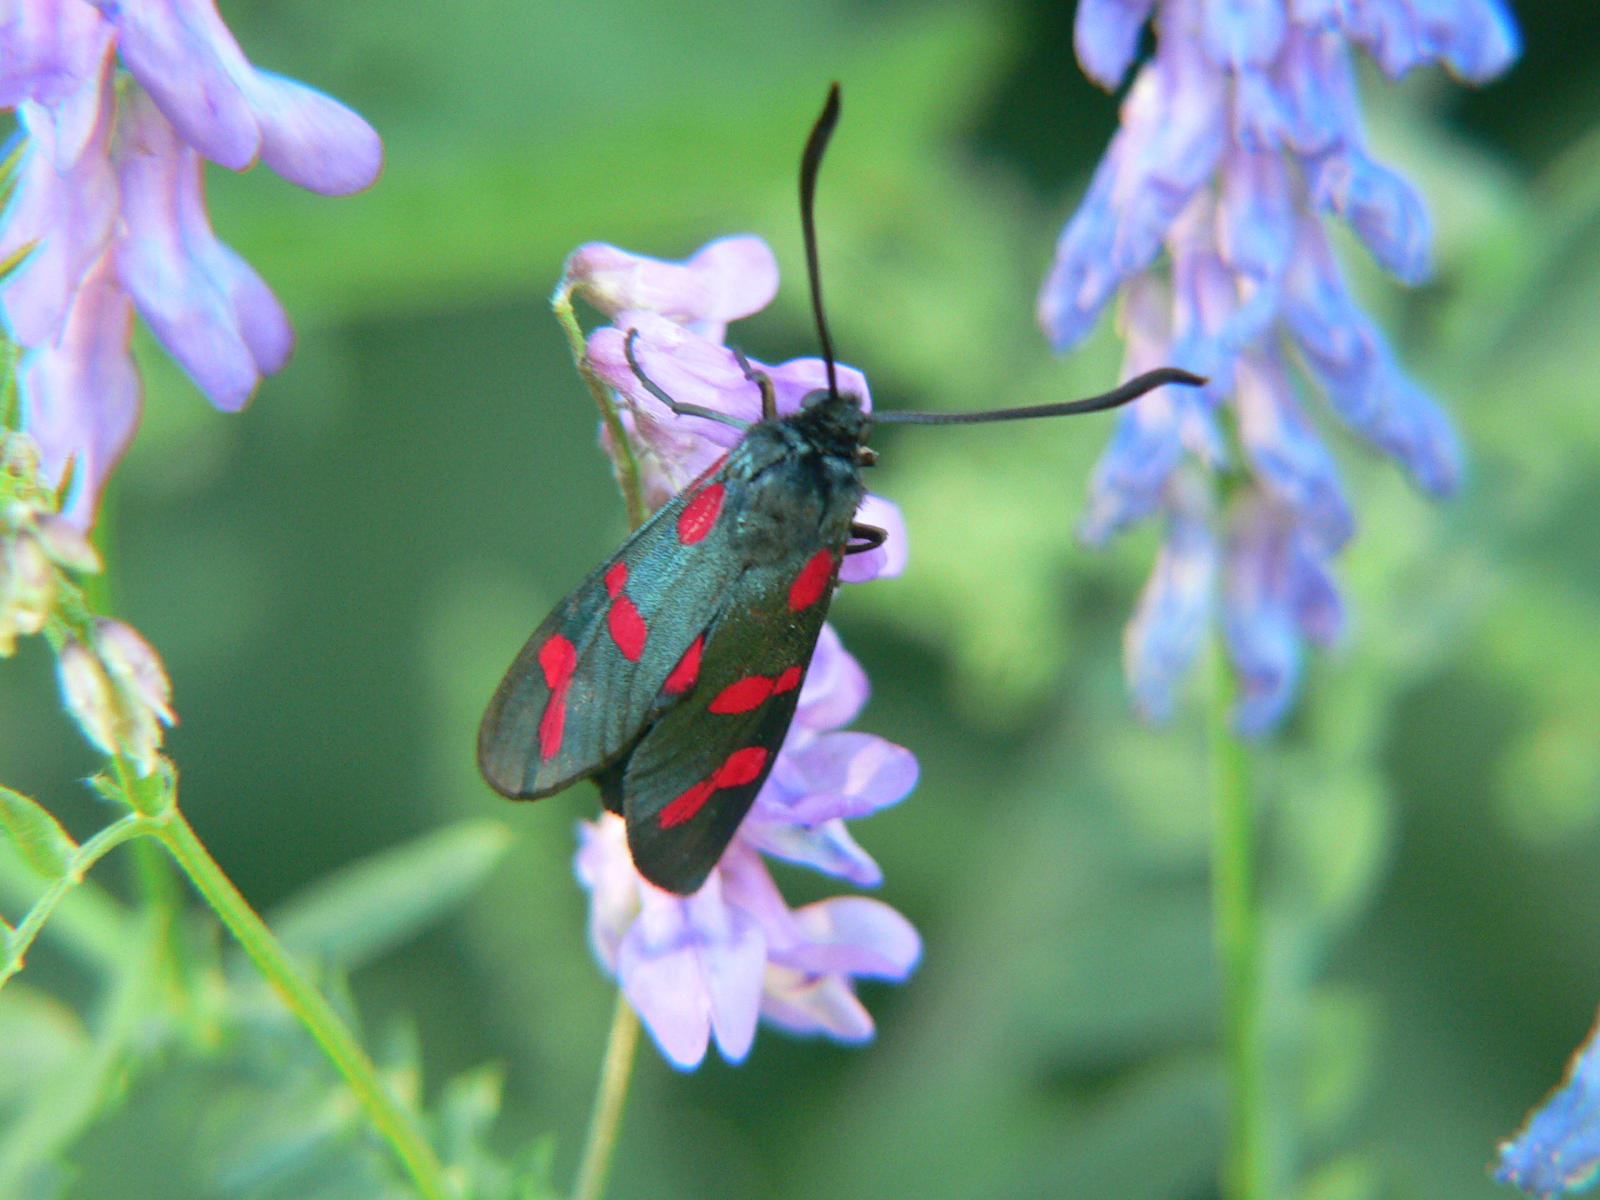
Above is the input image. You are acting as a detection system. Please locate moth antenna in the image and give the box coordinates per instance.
[800,83,842,401]
[873,367,1208,425]
[625,329,751,431]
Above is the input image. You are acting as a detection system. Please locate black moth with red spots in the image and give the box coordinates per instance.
[477,85,1203,895]
[479,385,869,894]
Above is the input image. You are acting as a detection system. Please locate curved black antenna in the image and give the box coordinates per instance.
[795,86,1203,427]
[799,83,842,401]
[873,367,1206,424]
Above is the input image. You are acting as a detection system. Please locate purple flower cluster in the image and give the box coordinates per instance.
[0,0,382,529]
[1042,0,1517,732]
[1498,1008,1600,1198]
[562,236,921,1068]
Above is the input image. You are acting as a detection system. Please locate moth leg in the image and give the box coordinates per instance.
[731,346,778,421]
[624,329,750,431]
[845,522,886,554]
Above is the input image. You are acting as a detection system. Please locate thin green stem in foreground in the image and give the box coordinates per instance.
[1209,647,1266,1200]
[152,808,457,1200]
[570,990,641,1200]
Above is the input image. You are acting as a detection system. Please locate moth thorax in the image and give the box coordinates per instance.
[730,432,862,564]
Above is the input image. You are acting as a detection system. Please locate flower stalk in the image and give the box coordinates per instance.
[1209,645,1267,1200]
[570,991,643,1200]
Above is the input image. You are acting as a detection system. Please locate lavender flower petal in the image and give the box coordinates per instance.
[567,236,780,340]
[761,730,919,827]
[1308,145,1432,284]
[781,895,921,979]
[18,252,141,527]
[114,88,292,411]
[0,67,117,347]
[574,815,638,973]
[738,815,883,887]
[838,492,907,583]
[1124,472,1217,722]
[1200,0,1287,70]
[792,624,869,733]
[1233,351,1354,551]
[1282,215,1461,494]
[1270,25,1361,157]
[1422,0,1520,82]
[1080,386,1187,546]
[0,0,109,111]
[1222,494,1342,735]
[238,69,383,197]
[616,873,766,1069]
[1497,1009,1600,1199]
[1074,0,1157,89]
[96,0,260,170]
[759,967,876,1041]
[1218,143,1294,287]
[1039,157,1122,349]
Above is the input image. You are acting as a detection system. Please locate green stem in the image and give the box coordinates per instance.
[152,809,457,1200]
[551,280,646,529]
[1209,648,1266,1200]
[0,812,157,989]
[570,990,641,1200]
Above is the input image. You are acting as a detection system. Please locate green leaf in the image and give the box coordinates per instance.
[0,786,77,880]
[0,984,90,1106]
[267,819,513,969]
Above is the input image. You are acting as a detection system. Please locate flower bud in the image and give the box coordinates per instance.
[58,637,120,759]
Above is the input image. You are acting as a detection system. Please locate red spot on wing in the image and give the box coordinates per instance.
[677,483,725,545]
[658,746,771,828]
[608,594,647,661]
[788,548,835,611]
[717,746,769,787]
[709,675,774,714]
[707,664,808,714]
[659,780,715,829]
[536,635,578,760]
[539,697,567,761]
[538,635,577,689]
[604,561,628,597]
[662,634,704,695]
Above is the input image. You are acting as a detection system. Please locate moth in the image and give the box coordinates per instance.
[478,86,1202,895]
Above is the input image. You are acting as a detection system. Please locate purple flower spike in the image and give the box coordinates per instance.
[1045,0,1512,731]
[564,237,922,1062]
[1498,1008,1600,1199]
[1,0,382,529]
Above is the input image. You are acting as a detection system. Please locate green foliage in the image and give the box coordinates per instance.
[2,0,1598,1197]
[0,785,77,880]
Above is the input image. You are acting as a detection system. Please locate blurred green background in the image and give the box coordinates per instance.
[5,0,1600,1196]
